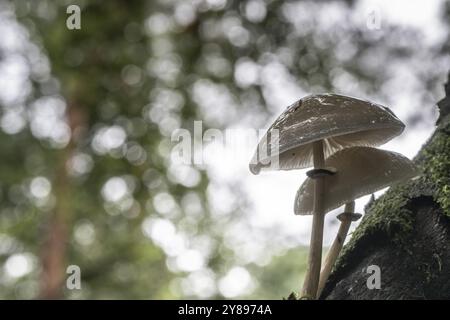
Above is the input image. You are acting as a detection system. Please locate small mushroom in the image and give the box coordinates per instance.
[294,146,419,215]
[316,201,361,298]
[293,146,419,297]
[249,94,405,299]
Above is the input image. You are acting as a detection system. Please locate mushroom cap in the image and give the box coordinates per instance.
[294,146,419,215]
[249,94,405,174]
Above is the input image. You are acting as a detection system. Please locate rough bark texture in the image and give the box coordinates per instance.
[320,74,450,300]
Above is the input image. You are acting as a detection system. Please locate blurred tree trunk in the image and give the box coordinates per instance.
[320,74,450,300]
[39,101,86,299]
[32,1,151,299]
[39,213,67,299]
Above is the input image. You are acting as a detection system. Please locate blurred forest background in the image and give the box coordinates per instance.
[0,0,449,299]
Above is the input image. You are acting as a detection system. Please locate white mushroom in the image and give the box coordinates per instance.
[249,94,405,175]
[293,146,419,298]
[294,146,419,215]
[249,94,405,299]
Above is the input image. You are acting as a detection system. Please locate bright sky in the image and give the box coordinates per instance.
[359,0,446,44]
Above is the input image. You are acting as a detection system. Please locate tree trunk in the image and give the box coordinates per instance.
[320,74,450,300]
[39,101,86,299]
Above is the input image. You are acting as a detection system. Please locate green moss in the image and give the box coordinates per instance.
[335,183,415,270]
[285,292,300,300]
[419,123,450,216]
[334,119,450,271]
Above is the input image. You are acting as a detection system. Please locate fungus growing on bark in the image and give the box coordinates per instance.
[249,94,405,299]
[293,146,419,297]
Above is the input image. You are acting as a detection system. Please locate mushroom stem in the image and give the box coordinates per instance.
[316,201,358,298]
[301,140,326,299]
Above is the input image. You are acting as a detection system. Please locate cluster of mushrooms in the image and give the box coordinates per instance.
[249,94,419,299]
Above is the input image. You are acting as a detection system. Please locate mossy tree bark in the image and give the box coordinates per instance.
[320,74,450,300]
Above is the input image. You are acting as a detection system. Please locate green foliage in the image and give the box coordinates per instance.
[245,247,309,299]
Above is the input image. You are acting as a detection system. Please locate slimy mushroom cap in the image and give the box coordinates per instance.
[294,146,419,215]
[249,94,405,174]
